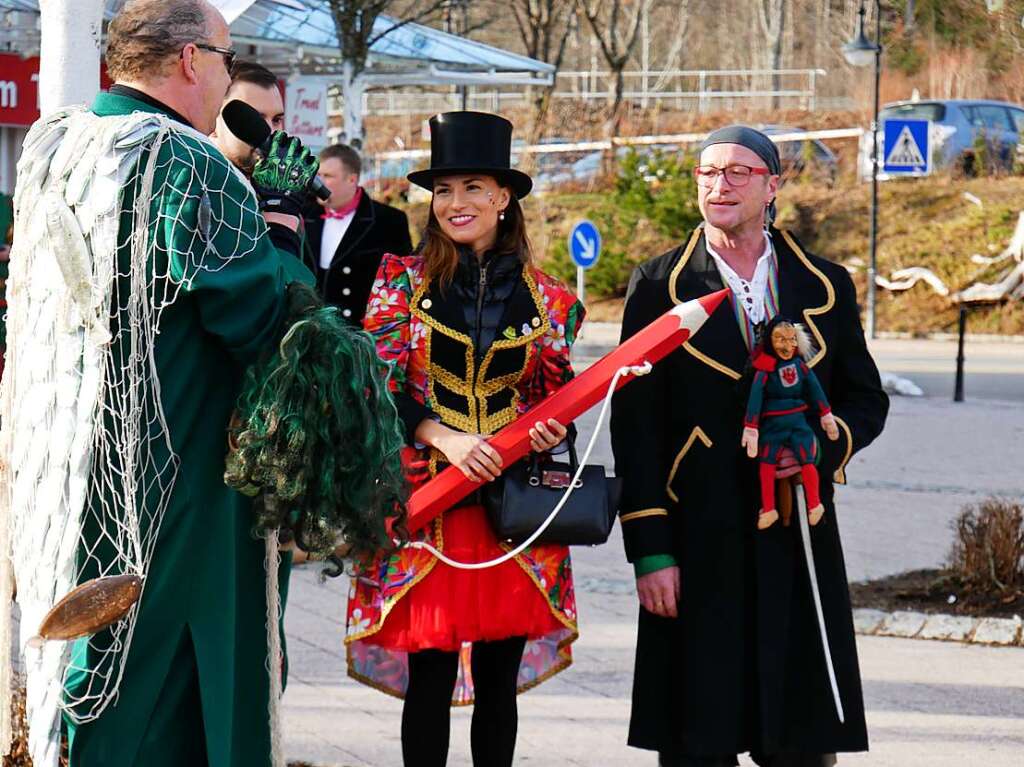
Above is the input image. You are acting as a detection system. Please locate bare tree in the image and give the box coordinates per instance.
[646,0,691,97]
[578,0,650,138]
[327,0,450,147]
[509,0,577,145]
[755,0,788,108]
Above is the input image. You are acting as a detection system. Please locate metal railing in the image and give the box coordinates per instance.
[339,68,832,118]
[555,68,828,111]
[364,127,865,191]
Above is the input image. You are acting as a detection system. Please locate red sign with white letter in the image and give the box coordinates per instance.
[0,54,112,127]
[0,55,41,127]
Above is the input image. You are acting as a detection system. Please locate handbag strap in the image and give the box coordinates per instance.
[529,437,580,474]
[406,362,653,569]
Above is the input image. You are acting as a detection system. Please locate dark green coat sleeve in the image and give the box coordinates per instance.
[166,162,312,363]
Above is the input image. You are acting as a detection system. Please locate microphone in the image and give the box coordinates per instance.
[222,99,331,201]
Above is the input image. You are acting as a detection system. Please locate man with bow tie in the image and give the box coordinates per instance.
[305,144,413,325]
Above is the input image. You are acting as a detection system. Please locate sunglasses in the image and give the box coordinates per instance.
[194,42,237,73]
[694,164,771,188]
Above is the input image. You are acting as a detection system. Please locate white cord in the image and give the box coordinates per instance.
[796,490,845,724]
[408,361,653,569]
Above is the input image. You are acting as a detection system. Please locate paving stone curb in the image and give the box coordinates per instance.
[853,608,1023,647]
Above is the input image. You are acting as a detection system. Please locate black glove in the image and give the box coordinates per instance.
[251,131,319,218]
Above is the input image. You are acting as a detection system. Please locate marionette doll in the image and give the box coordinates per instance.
[741,316,840,530]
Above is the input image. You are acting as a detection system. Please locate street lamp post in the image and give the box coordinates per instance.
[843,0,882,339]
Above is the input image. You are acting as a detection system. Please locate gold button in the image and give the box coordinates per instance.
[531,317,541,327]
[422,298,432,310]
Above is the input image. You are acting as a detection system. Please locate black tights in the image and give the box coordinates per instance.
[401,636,527,767]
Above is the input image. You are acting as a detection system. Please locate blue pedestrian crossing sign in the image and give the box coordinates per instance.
[569,220,601,269]
[883,118,930,175]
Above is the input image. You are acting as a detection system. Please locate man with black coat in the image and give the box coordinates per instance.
[304,144,413,324]
[610,125,889,767]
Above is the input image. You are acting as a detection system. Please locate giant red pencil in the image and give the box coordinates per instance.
[406,288,730,532]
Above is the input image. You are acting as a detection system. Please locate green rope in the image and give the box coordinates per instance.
[225,283,408,561]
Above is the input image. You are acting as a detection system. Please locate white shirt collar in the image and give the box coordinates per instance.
[705,232,773,324]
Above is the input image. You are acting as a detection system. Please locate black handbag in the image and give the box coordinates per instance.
[484,441,622,546]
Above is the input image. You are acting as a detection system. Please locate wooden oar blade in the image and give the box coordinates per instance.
[34,574,143,643]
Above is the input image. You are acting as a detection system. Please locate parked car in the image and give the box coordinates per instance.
[759,125,839,186]
[531,127,836,190]
[858,99,1024,179]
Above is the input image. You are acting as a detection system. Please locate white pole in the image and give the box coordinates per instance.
[796,491,845,724]
[341,62,367,149]
[576,265,585,308]
[37,0,104,117]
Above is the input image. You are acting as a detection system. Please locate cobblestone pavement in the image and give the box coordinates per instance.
[282,390,1024,766]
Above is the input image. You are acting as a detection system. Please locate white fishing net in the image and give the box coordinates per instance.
[0,106,265,766]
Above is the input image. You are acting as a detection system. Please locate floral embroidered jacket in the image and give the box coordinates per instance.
[346,251,585,704]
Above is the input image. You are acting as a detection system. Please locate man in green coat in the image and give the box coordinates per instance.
[7,1,314,765]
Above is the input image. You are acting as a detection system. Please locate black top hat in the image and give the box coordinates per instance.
[407,111,533,199]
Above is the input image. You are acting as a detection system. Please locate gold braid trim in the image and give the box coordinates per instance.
[344,515,444,646]
[667,225,704,306]
[476,269,551,433]
[779,229,835,369]
[664,227,836,379]
[665,426,713,503]
[668,227,744,380]
[620,508,669,523]
[833,415,853,485]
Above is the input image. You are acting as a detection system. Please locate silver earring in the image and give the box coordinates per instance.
[499,210,506,221]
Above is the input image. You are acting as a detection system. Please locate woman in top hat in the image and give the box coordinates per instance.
[345,112,584,766]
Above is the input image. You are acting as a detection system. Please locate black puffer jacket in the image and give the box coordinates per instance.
[450,247,524,359]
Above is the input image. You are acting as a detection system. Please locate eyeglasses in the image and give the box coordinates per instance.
[694,164,771,188]
[194,43,236,73]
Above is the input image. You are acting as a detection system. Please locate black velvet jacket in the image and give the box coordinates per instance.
[610,225,889,757]
[303,192,413,325]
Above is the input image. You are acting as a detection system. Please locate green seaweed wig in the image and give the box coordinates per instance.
[225,282,408,562]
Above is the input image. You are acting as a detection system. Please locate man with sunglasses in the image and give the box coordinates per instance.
[7,1,316,766]
[611,125,889,767]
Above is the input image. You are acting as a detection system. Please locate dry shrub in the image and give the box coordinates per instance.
[949,498,1024,595]
[4,680,32,767]
[3,680,68,767]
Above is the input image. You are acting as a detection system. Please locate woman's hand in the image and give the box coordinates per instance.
[435,430,503,483]
[529,418,567,453]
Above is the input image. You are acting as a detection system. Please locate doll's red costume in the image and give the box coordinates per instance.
[742,318,839,529]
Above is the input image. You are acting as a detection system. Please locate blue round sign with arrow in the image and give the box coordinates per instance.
[569,220,601,269]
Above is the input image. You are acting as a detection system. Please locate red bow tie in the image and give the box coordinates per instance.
[321,187,363,220]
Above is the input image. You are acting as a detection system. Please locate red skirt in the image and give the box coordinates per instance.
[366,503,563,653]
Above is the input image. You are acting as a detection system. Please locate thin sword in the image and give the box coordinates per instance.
[796,490,845,723]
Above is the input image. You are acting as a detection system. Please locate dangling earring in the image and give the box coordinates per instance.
[499,210,506,221]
